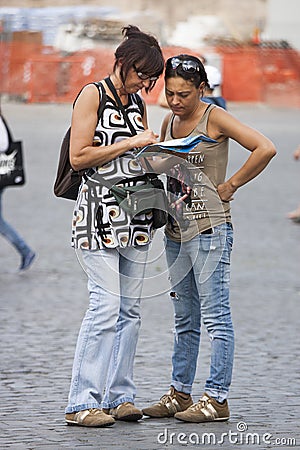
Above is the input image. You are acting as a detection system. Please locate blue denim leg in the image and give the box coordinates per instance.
[0,188,31,257]
[102,246,148,408]
[166,238,201,395]
[166,223,234,402]
[65,245,148,413]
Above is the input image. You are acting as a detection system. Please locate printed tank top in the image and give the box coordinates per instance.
[71,84,154,250]
[165,104,232,242]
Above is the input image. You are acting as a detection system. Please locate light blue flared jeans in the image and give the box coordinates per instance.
[66,245,148,413]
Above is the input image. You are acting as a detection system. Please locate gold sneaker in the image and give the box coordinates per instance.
[106,402,143,422]
[175,393,230,423]
[65,408,115,427]
[142,387,193,418]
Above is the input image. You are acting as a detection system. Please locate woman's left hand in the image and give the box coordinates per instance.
[217,181,236,202]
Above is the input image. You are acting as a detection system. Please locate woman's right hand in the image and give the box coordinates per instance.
[130,129,159,150]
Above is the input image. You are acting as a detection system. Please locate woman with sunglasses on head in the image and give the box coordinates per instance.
[142,54,276,423]
[65,25,164,428]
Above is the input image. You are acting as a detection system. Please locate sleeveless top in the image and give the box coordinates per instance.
[165,104,231,242]
[71,85,154,250]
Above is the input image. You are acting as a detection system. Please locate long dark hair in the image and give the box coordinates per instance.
[114,25,164,93]
[165,54,208,88]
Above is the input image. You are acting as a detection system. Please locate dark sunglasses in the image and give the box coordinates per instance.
[169,57,200,73]
[133,64,159,82]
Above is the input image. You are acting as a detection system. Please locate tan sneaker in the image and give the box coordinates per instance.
[142,387,193,418]
[175,393,230,423]
[65,408,115,427]
[108,402,143,422]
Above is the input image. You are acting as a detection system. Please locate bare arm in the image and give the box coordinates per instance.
[140,97,149,130]
[70,84,158,171]
[207,108,277,201]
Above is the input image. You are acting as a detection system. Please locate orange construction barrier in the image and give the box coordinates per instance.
[217,46,300,106]
[0,40,299,107]
[27,48,115,103]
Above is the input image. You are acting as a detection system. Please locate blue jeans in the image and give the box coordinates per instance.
[166,223,234,402]
[0,188,31,257]
[66,245,148,413]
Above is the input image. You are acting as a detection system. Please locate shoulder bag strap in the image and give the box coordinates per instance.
[105,77,137,136]
[93,82,107,122]
[105,77,157,176]
[103,78,157,178]
[134,92,144,117]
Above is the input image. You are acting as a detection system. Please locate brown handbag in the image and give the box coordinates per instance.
[53,82,106,200]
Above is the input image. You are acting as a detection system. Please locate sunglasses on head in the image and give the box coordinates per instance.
[133,64,159,82]
[169,57,200,73]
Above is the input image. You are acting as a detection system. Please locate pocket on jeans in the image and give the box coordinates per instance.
[200,234,221,253]
[200,232,232,265]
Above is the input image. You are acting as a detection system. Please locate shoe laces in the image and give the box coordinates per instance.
[190,394,210,411]
[159,394,173,406]
[87,408,102,415]
[159,388,177,406]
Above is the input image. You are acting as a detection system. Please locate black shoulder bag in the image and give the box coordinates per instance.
[103,77,168,229]
[0,116,25,188]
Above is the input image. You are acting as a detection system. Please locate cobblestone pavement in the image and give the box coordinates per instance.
[0,101,299,449]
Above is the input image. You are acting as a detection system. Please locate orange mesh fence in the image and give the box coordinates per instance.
[0,42,299,106]
[218,46,300,105]
[0,41,11,93]
[220,49,263,101]
[22,48,115,103]
[1,41,43,97]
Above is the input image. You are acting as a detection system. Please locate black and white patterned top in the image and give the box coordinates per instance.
[71,85,154,250]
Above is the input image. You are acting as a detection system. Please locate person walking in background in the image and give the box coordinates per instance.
[199,55,227,109]
[142,54,276,423]
[201,64,227,109]
[65,25,164,428]
[0,113,35,271]
[287,144,300,222]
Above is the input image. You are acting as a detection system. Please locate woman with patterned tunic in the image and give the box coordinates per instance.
[65,25,164,427]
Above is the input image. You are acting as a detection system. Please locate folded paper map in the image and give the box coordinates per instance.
[135,134,217,157]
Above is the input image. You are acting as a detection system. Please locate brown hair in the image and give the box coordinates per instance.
[114,25,164,93]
